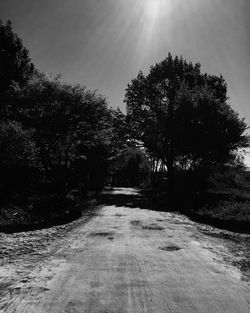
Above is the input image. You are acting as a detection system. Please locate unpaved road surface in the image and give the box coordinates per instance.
[0,188,249,312]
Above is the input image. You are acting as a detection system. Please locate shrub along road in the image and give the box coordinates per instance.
[0,188,249,312]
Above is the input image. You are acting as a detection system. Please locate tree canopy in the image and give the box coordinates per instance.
[0,20,34,119]
[125,53,248,196]
[0,21,124,218]
[0,21,249,219]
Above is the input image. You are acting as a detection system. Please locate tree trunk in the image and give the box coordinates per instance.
[167,146,175,208]
[166,80,177,208]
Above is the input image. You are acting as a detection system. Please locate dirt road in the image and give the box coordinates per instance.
[0,188,249,312]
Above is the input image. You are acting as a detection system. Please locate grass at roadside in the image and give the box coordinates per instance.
[195,198,250,223]
[194,168,250,223]
[145,167,250,233]
[185,168,250,233]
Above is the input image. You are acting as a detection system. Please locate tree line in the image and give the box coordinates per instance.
[0,20,248,221]
[0,20,135,221]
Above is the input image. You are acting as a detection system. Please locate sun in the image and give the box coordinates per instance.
[144,0,163,20]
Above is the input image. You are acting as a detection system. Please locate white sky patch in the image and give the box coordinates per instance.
[243,148,250,167]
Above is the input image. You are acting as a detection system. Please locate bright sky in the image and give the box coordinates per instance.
[1,1,249,130]
[1,0,249,118]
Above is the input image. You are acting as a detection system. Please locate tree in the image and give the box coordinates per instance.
[125,53,248,200]
[0,121,38,200]
[0,20,34,119]
[110,147,151,187]
[109,107,141,157]
[174,85,247,169]
[18,73,113,196]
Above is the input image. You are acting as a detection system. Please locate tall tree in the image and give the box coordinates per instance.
[18,73,113,195]
[125,53,248,199]
[0,20,34,119]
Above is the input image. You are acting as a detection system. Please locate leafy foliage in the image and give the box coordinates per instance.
[16,73,114,195]
[0,121,38,201]
[110,147,151,187]
[125,53,248,197]
[0,21,121,220]
[0,21,249,227]
[0,20,34,119]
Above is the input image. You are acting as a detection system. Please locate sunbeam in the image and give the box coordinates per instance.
[1,0,248,130]
[145,0,163,19]
[134,0,173,62]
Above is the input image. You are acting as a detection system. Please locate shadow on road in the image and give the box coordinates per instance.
[98,187,170,212]
[99,187,250,234]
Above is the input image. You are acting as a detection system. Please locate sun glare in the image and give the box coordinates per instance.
[144,0,164,19]
[134,0,173,61]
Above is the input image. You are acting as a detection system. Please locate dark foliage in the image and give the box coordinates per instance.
[0,20,34,119]
[125,53,248,204]
[1,22,249,231]
[109,147,151,187]
[0,21,121,224]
